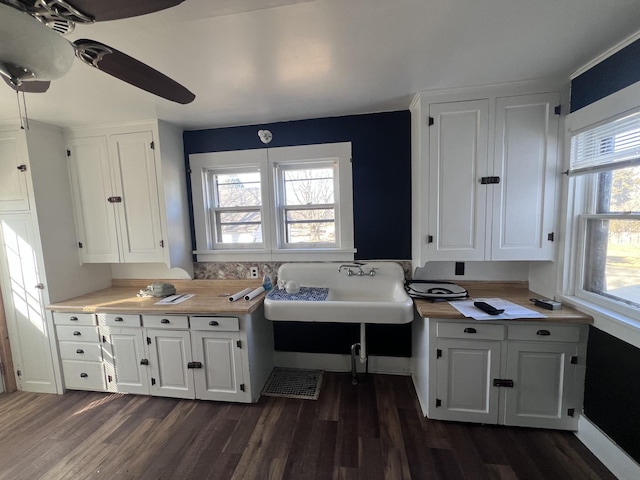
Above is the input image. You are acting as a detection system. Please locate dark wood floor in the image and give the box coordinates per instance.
[0,373,615,480]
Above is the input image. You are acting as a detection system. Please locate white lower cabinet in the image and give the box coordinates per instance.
[427,319,587,430]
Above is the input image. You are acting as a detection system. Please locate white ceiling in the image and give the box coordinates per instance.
[2,0,640,130]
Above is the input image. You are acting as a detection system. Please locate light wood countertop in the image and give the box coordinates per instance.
[47,279,266,315]
[413,281,593,323]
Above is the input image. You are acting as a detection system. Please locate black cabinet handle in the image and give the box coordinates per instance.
[70,316,78,321]
[73,331,81,336]
[537,329,551,336]
[115,317,124,322]
[160,319,170,324]
[76,349,84,354]
[80,373,88,378]
[209,320,219,326]
[140,359,149,365]
[464,327,477,334]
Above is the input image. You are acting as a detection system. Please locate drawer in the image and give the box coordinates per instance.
[56,325,100,342]
[142,315,189,329]
[62,360,105,391]
[53,312,96,326]
[508,324,582,343]
[97,313,141,327]
[190,316,239,332]
[59,342,103,362]
[436,322,505,340]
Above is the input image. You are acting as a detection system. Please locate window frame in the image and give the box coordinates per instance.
[190,142,354,262]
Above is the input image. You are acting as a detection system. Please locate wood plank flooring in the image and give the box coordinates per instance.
[0,373,615,480]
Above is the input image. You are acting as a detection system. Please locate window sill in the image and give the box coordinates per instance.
[558,294,640,349]
[194,248,355,263]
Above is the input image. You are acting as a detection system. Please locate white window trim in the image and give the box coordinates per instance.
[190,142,355,262]
[560,80,640,340]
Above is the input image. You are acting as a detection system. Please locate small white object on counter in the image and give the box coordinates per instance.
[228,288,252,302]
[449,297,546,320]
[244,286,265,300]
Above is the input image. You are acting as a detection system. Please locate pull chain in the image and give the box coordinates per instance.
[15,88,29,130]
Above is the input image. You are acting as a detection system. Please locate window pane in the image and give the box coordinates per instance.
[283,167,334,206]
[215,172,261,208]
[215,211,262,243]
[596,165,640,213]
[285,208,335,243]
[584,218,640,308]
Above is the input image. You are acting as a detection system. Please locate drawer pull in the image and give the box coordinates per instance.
[463,327,477,334]
[76,349,84,354]
[536,329,551,336]
[187,362,203,369]
[493,379,514,388]
[161,318,170,324]
[140,358,149,365]
[70,316,78,321]
[73,331,81,336]
[114,317,124,322]
[209,320,219,326]
[80,373,88,378]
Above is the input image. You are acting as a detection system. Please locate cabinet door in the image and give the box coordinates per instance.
[491,93,559,260]
[0,130,30,212]
[502,342,578,430]
[191,331,245,402]
[0,214,57,393]
[428,100,489,261]
[101,326,149,395]
[67,136,120,263]
[109,132,164,263]
[146,329,194,399]
[434,338,501,423]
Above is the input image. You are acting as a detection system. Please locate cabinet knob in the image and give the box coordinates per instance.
[35,283,44,289]
[463,327,477,334]
[115,317,124,322]
[70,316,78,321]
[76,349,84,354]
[80,373,88,378]
[160,318,170,324]
[140,359,149,365]
[209,320,219,326]
[73,331,81,336]
[536,329,551,336]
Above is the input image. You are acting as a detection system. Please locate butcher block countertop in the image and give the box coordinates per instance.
[47,279,266,315]
[413,281,593,324]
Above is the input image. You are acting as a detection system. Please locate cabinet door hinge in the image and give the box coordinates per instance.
[570,355,578,365]
[427,235,433,244]
[436,349,442,358]
[147,337,151,345]
[240,383,245,392]
[428,116,434,126]
[66,149,71,157]
[102,335,106,343]
[159,240,164,248]
[554,105,562,115]
[150,141,155,150]
[547,232,555,242]
[16,369,22,377]
[435,398,441,407]
[236,340,242,349]
[0,362,4,376]
[151,377,156,385]
[107,375,113,383]
[17,164,27,172]
[78,242,83,249]
[567,408,575,417]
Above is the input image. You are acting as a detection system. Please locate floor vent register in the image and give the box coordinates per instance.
[261,367,323,400]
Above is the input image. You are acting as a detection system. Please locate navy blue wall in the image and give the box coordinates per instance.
[570,37,640,463]
[184,111,413,357]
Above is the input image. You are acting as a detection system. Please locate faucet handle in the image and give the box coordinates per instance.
[367,268,378,276]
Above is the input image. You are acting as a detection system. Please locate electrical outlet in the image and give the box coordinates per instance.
[249,266,259,279]
[455,262,465,275]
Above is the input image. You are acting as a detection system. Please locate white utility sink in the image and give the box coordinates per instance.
[264,262,414,324]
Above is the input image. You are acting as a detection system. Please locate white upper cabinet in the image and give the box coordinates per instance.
[65,121,192,273]
[0,130,30,212]
[411,84,563,265]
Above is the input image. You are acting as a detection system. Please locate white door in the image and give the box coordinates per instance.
[428,100,490,261]
[146,329,194,399]
[109,132,164,263]
[0,130,30,212]
[435,338,501,424]
[0,214,57,393]
[101,326,150,395]
[191,331,245,402]
[491,93,560,260]
[502,342,578,430]
[67,136,120,263]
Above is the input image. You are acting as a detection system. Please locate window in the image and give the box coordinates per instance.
[190,142,354,261]
[569,108,640,316]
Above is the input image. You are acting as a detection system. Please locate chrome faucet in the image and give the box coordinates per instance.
[338,264,377,277]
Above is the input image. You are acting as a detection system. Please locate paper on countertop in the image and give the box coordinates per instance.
[228,288,252,302]
[244,286,265,300]
[154,294,195,305]
[449,297,547,320]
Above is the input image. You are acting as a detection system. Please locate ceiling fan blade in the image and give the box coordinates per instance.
[65,0,186,21]
[74,39,195,104]
[3,77,50,93]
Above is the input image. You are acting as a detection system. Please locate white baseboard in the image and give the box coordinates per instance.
[274,351,412,375]
[576,415,640,480]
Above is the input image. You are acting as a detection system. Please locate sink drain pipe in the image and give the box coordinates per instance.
[351,323,368,385]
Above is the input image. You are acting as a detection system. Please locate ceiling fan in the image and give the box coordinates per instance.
[0,0,195,104]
